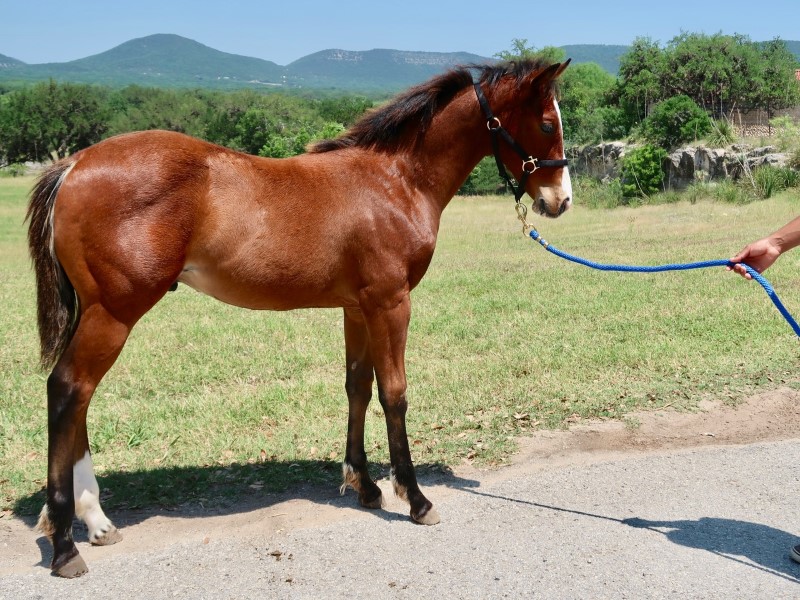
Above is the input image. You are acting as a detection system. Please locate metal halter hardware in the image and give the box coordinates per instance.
[473,82,568,202]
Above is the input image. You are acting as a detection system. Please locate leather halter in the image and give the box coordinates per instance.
[473,82,569,202]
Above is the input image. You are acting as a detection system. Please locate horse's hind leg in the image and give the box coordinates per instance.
[38,305,131,578]
[340,308,384,508]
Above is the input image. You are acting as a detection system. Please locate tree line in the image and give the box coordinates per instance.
[504,33,800,146]
[0,82,371,164]
[1,32,798,197]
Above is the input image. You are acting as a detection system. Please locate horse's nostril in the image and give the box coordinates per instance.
[559,198,571,215]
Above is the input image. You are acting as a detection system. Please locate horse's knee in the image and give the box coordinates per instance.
[377,384,408,414]
[345,360,374,399]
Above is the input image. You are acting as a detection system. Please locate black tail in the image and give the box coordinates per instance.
[25,161,79,369]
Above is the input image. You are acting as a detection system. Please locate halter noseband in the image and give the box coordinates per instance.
[473,82,569,202]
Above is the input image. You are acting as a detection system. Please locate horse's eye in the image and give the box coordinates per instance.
[540,122,555,134]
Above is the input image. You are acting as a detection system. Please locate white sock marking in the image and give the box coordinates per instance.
[74,451,114,540]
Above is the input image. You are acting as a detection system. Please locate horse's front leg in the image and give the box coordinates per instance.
[341,307,384,509]
[362,293,440,525]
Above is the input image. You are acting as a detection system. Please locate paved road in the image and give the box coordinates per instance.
[2,439,799,599]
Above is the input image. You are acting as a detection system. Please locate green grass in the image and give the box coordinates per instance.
[2,177,799,515]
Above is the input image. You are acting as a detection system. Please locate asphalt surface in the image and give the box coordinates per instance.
[2,439,799,599]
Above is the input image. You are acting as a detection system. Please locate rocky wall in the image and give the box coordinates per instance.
[568,143,791,190]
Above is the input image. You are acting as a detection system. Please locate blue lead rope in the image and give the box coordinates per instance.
[528,229,800,338]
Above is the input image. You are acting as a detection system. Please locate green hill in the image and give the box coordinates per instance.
[0,53,24,67]
[0,34,285,89]
[784,40,800,61]
[1,34,798,93]
[560,45,629,76]
[287,49,489,92]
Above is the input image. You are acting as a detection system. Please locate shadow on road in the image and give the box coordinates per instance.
[13,459,479,535]
[467,489,800,584]
[17,459,480,571]
[623,516,800,584]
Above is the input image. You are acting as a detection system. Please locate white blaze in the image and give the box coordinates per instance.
[553,99,573,205]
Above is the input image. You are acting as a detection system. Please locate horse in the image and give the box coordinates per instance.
[26,58,572,578]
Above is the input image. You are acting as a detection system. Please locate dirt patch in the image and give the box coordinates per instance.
[2,386,799,576]
[505,385,800,476]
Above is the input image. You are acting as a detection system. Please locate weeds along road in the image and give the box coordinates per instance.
[2,390,800,599]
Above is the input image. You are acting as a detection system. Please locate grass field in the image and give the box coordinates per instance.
[1,176,798,515]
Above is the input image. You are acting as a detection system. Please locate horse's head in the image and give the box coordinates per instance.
[478,60,572,218]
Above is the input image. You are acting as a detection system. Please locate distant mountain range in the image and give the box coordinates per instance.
[0,34,797,94]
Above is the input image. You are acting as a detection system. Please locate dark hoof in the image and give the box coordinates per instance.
[359,490,386,510]
[411,505,441,525]
[91,525,123,546]
[53,553,88,578]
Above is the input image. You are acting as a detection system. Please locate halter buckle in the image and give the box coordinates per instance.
[521,157,539,174]
[515,202,533,235]
[486,117,501,131]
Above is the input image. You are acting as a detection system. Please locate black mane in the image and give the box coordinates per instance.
[308,59,553,154]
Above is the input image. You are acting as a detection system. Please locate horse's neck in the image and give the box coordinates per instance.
[401,90,487,211]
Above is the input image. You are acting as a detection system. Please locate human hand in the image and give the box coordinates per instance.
[727,238,782,280]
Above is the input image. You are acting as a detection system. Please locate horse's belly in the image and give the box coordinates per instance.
[177,263,351,311]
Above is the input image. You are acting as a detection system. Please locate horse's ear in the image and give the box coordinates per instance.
[531,59,571,89]
[554,58,571,78]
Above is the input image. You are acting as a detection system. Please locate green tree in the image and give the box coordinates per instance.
[494,39,566,64]
[458,156,505,195]
[236,107,282,155]
[0,80,108,162]
[617,37,665,122]
[106,86,207,138]
[754,39,800,121]
[640,95,712,149]
[316,96,372,127]
[662,32,758,117]
[559,62,619,144]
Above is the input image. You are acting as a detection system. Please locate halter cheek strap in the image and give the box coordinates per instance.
[473,82,568,202]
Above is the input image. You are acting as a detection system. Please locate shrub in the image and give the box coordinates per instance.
[706,118,737,147]
[620,144,667,198]
[640,95,712,149]
[714,180,754,204]
[769,116,800,152]
[458,156,505,195]
[683,182,707,204]
[0,163,26,177]
[572,176,624,209]
[596,106,633,142]
[789,148,800,171]
[753,165,800,199]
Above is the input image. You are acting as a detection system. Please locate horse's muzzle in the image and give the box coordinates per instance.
[538,196,571,218]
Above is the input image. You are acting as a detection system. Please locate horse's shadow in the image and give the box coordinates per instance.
[14,459,480,562]
[469,489,800,584]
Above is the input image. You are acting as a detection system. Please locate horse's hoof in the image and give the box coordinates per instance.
[53,553,88,578]
[359,491,386,510]
[412,505,441,525]
[91,525,122,546]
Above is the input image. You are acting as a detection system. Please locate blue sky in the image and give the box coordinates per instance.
[2,0,798,65]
